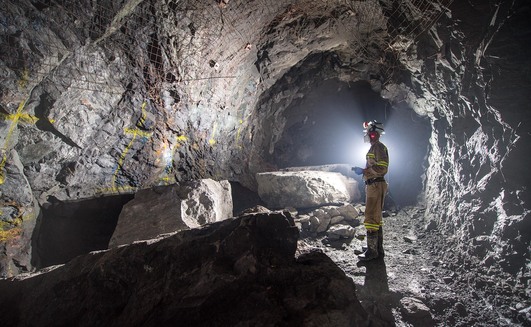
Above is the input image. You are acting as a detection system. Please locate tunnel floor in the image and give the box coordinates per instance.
[300,206,521,326]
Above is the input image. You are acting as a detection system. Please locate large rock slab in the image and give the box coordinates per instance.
[0,212,370,326]
[256,171,359,209]
[109,179,232,248]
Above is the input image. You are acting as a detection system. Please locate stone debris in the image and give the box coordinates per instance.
[291,203,364,240]
[517,305,531,323]
[425,219,437,231]
[399,297,435,326]
[109,179,232,248]
[443,276,453,284]
[330,215,345,225]
[238,204,271,215]
[454,301,468,317]
[327,224,356,240]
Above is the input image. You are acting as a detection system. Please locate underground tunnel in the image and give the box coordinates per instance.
[0,0,529,326]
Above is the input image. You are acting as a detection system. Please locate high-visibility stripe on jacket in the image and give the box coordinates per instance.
[364,141,389,180]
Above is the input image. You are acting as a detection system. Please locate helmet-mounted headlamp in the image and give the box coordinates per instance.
[363,121,385,143]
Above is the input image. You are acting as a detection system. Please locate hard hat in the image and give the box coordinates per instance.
[363,121,385,134]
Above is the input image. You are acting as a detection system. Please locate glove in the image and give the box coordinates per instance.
[352,167,364,175]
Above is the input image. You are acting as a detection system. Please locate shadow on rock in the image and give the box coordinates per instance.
[356,258,436,327]
[356,258,397,326]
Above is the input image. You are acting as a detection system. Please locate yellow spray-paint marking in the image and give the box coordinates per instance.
[0,100,27,185]
[124,127,153,139]
[98,185,137,195]
[1,112,55,125]
[168,135,188,160]
[209,122,217,146]
[110,102,153,190]
[0,99,57,184]
[111,132,136,186]
[137,101,148,128]
[0,214,26,242]
[111,127,153,189]
[158,175,176,186]
[236,111,252,148]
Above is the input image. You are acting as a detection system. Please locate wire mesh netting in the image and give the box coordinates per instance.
[0,0,454,97]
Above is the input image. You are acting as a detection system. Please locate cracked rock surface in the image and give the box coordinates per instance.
[0,0,529,325]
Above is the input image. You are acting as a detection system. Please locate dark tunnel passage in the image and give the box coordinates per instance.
[271,79,431,206]
[32,194,134,268]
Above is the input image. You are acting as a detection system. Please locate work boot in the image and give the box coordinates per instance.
[378,227,385,258]
[357,227,385,258]
[357,232,378,261]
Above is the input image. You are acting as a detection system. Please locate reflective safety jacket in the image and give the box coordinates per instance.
[364,141,389,180]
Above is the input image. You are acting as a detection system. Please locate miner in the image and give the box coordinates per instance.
[352,121,389,261]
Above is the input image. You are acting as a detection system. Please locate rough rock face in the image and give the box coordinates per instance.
[0,0,529,322]
[0,150,39,277]
[109,179,233,248]
[417,1,531,304]
[257,170,359,209]
[0,212,370,327]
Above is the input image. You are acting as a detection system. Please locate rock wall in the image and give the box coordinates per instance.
[0,0,399,275]
[385,0,530,309]
[0,0,529,313]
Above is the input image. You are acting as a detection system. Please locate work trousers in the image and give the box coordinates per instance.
[363,181,388,232]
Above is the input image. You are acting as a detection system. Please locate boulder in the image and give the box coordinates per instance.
[327,224,356,240]
[309,215,320,232]
[109,179,232,248]
[0,212,370,327]
[320,205,342,218]
[304,204,362,234]
[313,208,332,233]
[256,171,360,209]
[399,297,435,326]
[330,215,345,225]
[337,204,361,223]
[295,214,311,230]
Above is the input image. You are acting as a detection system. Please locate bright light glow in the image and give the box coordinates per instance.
[358,143,371,162]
